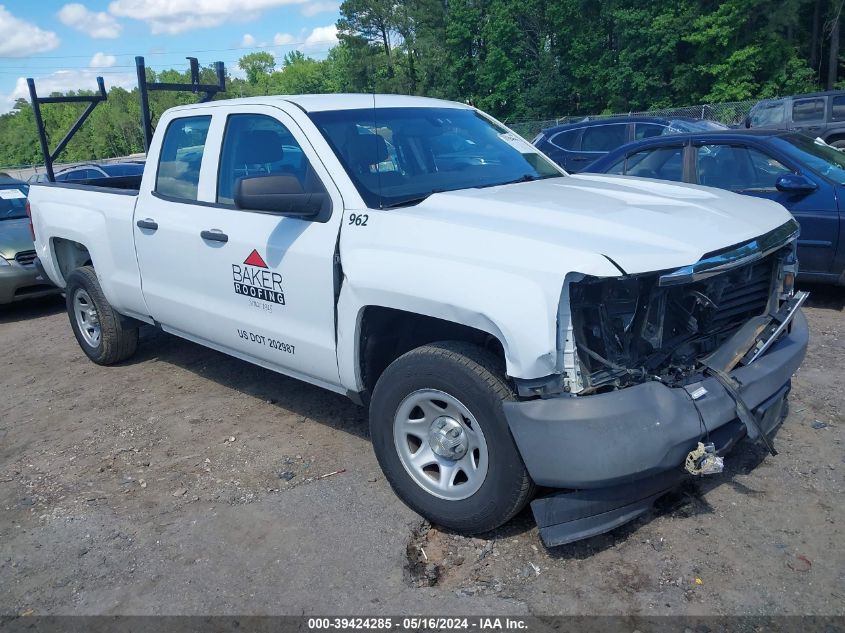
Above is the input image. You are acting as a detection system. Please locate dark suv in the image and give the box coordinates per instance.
[532,116,726,172]
[745,91,845,147]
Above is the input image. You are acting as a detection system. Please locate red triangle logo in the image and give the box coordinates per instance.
[244,249,268,268]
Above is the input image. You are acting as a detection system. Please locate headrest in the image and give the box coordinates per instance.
[350,134,389,169]
[238,130,284,164]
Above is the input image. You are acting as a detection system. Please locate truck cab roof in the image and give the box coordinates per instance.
[167,94,474,114]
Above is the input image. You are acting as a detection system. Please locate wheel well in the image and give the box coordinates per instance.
[52,237,92,284]
[825,132,845,145]
[358,306,506,395]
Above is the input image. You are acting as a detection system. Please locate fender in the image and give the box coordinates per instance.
[335,210,619,390]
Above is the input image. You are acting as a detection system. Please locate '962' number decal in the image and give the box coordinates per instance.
[348,213,369,226]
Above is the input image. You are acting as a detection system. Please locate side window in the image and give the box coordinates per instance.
[746,148,793,189]
[582,124,627,152]
[634,123,666,140]
[156,115,211,201]
[792,98,825,123]
[217,113,319,205]
[696,144,792,191]
[624,146,684,181]
[604,157,626,174]
[549,128,580,151]
[832,95,845,121]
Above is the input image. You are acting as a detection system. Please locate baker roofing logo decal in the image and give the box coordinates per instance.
[232,249,285,305]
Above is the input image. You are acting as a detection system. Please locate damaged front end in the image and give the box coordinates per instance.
[504,219,811,547]
[568,220,804,395]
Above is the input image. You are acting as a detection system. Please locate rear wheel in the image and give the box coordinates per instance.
[830,139,845,149]
[369,341,534,534]
[66,266,138,365]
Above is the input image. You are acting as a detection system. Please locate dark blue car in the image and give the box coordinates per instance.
[532,116,726,173]
[586,130,845,285]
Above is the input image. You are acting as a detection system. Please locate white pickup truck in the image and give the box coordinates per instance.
[28,95,809,546]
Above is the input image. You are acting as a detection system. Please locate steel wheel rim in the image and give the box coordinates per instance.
[393,388,489,501]
[73,288,101,348]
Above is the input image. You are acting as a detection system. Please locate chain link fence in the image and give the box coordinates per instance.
[508,99,758,140]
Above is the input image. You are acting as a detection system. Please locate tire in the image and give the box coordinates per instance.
[369,341,534,534]
[66,266,138,365]
[830,140,845,149]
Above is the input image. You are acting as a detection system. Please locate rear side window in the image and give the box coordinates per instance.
[792,98,825,123]
[156,116,211,201]
[832,95,845,121]
[582,124,627,152]
[624,146,684,181]
[548,128,580,151]
[634,123,665,140]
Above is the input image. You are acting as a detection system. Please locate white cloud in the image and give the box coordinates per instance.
[58,3,122,39]
[0,5,60,57]
[108,0,312,35]
[300,1,338,17]
[273,32,295,46]
[89,52,117,68]
[303,24,337,49]
[241,33,257,47]
[0,70,135,115]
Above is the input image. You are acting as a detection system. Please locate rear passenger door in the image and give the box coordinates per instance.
[134,105,345,388]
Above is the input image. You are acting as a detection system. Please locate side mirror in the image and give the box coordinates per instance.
[234,175,328,218]
[775,173,817,194]
[744,115,751,129]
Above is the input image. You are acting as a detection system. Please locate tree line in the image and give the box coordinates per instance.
[1,0,843,168]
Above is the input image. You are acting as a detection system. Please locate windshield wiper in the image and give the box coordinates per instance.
[474,173,560,189]
[381,189,447,209]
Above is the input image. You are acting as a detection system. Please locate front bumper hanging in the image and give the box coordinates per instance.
[504,296,809,547]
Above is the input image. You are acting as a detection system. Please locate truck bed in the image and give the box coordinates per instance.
[36,174,142,194]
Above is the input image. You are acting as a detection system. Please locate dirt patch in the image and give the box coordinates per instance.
[1,284,843,615]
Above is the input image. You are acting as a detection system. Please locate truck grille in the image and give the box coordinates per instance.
[709,258,775,331]
[570,251,781,392]
[14,250,37,267]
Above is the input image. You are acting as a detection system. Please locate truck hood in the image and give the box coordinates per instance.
[0,218,34,260]
[400,174,795,275]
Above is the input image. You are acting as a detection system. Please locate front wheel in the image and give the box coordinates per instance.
[369,342,534,534]
[66,266,138,365]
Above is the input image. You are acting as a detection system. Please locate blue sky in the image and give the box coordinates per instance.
[0,1,341,112]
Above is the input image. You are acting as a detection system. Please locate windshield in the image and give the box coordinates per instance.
[308,107,563,208]
[0,185,27,221]
[774,135,845,184]
[749,101,785,127]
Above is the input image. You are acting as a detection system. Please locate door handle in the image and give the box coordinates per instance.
[201,229,228,243]
[136,218,158,231]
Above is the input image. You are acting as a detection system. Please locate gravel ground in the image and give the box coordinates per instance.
[0,284,843,616]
